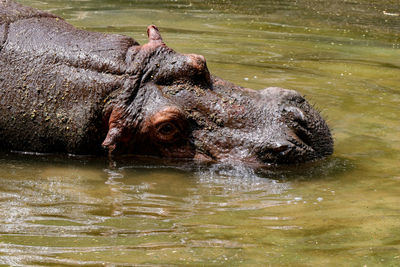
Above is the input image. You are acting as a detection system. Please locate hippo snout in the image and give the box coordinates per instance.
[257,87,333,164]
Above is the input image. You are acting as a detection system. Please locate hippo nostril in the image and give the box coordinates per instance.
[283,106,314,149]
[284,106,306,123]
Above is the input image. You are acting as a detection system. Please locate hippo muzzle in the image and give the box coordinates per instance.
[176,80,334,165]
[257,87,333,164]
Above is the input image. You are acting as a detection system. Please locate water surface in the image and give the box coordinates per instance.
[1,0,400,265]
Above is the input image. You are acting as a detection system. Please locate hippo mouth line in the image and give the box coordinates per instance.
[259,135,316,165]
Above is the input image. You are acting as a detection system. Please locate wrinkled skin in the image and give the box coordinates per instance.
[0,0,333,165]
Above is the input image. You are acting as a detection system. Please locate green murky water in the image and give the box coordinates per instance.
[1,0,399,265]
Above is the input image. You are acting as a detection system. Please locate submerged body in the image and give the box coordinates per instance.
[0,0,333,165]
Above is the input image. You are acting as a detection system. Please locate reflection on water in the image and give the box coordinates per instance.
[1,0,400,265]
[0,155,295,265]
[0,152,397,265]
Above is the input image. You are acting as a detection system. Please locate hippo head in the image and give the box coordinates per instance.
[102,25,333,165]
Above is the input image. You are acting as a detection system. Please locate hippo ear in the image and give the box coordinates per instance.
[147,25,164,44]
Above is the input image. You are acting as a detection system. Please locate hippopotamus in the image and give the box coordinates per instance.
[0,0,333,165]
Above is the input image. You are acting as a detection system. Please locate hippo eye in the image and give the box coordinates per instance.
[155,121,180,142]
[158,122,177,135]
[148,107,186,143]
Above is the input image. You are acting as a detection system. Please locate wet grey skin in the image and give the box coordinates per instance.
[0,0,333,165]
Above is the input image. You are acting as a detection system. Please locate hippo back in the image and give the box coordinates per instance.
[0,0,139,153]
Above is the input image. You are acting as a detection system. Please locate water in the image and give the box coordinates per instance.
[1,0,399,265]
